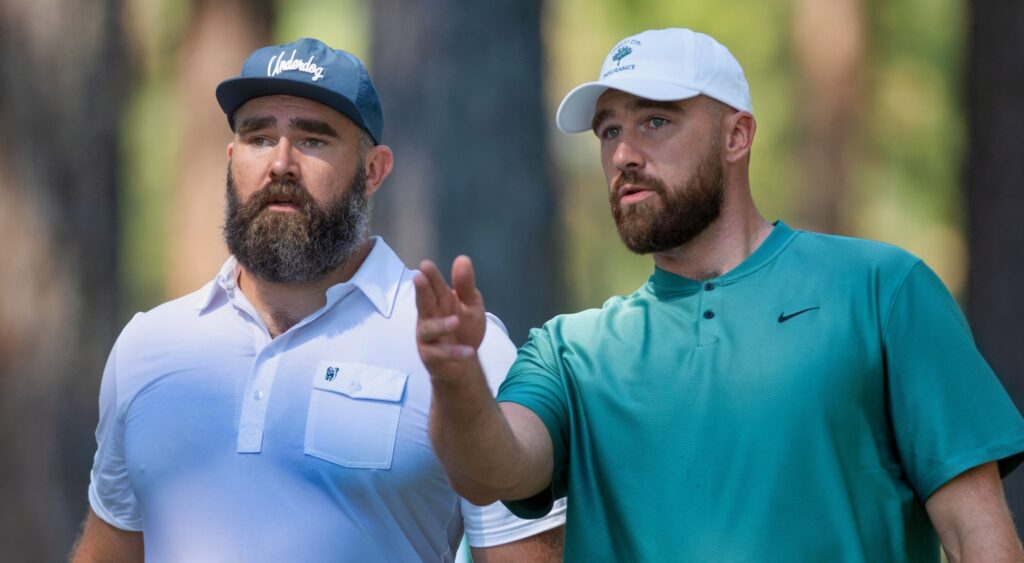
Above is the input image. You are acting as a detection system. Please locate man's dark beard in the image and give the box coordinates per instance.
[223,165,369,283]
[610,145,724,254]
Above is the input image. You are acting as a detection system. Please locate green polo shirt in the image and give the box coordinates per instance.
[496,222,1024,562]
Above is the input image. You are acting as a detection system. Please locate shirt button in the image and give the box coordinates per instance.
[351,382,363,391]
[704,282,715,291]
[703,310,716,320]
[253,390,265,401]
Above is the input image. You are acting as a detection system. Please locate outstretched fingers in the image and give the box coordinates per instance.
[416,260,451,317]
[415,260,475,363]
[451,255,484,308]
[413,269,438,319]
[425,260,457,315]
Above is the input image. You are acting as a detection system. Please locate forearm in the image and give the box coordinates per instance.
[415,257,553,504]
[927,462,1024,563]
[71,510,144,563]
[428,359,542,504]
[939,506,1022,563]
[942,526,1022,563]
[471,525,564,562]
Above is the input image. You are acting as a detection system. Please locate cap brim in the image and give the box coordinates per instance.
[555,78,702,133]
[215,76,377,143]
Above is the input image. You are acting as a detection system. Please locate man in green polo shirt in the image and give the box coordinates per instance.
[413,28,1024,561]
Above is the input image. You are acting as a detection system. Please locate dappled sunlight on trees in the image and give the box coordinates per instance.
[0,0,1020,558]
[0,0,126,559]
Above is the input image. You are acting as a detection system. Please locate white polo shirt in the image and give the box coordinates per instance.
[88,238,565,562]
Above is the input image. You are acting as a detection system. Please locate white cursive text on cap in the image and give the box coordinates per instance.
[267,50,325,82]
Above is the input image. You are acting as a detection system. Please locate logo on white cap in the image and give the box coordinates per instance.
[267,49,326,82]
[611,43,634,65]
[603,39,641,79]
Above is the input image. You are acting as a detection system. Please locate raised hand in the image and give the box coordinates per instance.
[414,256,487,375]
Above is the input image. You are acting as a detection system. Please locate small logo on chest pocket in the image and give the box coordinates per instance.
[325,366,339,381]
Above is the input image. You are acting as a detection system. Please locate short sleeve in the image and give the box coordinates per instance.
[461,497,566,547]
[885,261,1024,500]
[87,334,143,531]
[496,326,571,518]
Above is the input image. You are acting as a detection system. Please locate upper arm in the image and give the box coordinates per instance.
[70,509,143,563]
[90,335,143,529]
[469,525,564,563]
[500,401,555,500]
[884,262,1024,497]
[924,462,1022,562]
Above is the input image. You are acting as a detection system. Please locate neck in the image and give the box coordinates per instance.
[652,185,772,280]
[237,238,375,337]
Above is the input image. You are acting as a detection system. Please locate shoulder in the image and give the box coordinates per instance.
[780,229,927,300]
[524,291,641,354]
[788,229,921,275]
[97,283,215,413]
[779,229,941,328]
[116,283,216,349]
[111,282,222,381]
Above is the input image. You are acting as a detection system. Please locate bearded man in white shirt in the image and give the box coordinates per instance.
[71,37,564,563]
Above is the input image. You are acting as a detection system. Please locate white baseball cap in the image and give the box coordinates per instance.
[556,28,753,133]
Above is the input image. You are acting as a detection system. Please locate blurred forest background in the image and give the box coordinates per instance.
[0,0,1021,559]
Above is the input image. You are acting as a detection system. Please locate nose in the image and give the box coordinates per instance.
[611,134,644,171]
[269,137,299,180]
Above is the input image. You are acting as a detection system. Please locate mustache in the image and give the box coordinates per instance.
[243,180,316,213]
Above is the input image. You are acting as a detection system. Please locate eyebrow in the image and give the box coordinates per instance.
[632,98,684,113]
[592,108,614,132]
[291,117,339,139]
[236,116,276,136]
[234,115,340,139]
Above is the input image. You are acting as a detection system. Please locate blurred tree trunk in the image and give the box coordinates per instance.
[371,0,561,343]
[0,1,127,560]
[791,0,865,234]
[965,0,1024,531]
[166,0,274,296]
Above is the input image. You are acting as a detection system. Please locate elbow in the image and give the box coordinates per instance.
[449,480,504,506]
[463,490,503,507]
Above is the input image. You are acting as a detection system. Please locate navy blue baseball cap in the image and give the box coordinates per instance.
[216,37,383,144]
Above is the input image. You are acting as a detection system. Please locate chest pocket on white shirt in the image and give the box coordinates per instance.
[305,361,408,469]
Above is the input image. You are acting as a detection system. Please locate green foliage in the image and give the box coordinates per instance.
[274,0,370,61]
[855,0,966,292]
[119,0,191,318]
[118,0,967,315]
[119,77,180,319]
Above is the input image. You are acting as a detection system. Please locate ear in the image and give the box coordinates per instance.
[363,144,394,196]
[723,112,756,164]
[227,141,235,160]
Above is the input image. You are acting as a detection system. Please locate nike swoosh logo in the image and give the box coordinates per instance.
[778,307,820,323]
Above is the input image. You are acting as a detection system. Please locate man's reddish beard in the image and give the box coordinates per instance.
[609,142,725,254]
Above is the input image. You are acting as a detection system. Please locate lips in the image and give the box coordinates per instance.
[616,184,657,205]
[265,202,301,212]
[260,192,304,212]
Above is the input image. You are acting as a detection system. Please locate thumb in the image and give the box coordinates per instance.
[451,255,483,308]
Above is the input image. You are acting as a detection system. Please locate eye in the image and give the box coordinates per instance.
[301,138,327,149]
[649,117,668,128]
[247,136,273,148]
[598,126,620,141]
